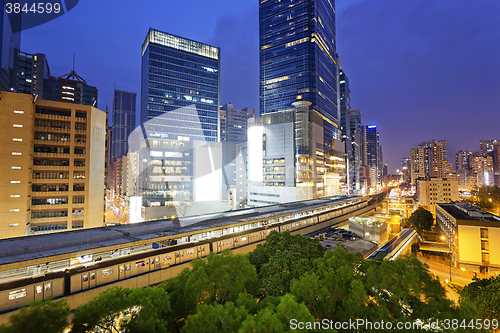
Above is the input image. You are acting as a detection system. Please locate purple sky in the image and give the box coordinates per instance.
[21,0,500,173]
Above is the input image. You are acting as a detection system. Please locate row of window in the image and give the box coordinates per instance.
[31,184,85,192]
[36,108,87,119]
[33,159,85,167]
[34,133,86,143]
[33,172,85,179]
[31,197,84,205]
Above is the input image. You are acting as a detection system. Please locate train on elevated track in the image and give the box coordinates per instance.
[0,193,387,314]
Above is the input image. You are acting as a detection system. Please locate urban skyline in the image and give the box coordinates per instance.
[19,0,500,172]
[1,0,500,326]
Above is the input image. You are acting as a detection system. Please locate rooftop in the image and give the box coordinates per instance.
[437,203,500,225]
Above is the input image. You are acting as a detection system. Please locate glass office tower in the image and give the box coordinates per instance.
[112,89,137,163]
[259,0,339,151]
[141,28,220,142]
[139,29,221,214]
[0,9,21,91]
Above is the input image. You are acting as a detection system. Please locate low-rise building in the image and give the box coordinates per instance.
[436,203,500,276]
[348,216,388,244]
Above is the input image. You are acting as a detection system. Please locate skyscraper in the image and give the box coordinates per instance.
[141,28,220,142]
[365,125,380,187]
[0,9,21,91]
[339,64,353,191]
[259,0,339,153]
[112,90,136,163]
[139,29,222,219]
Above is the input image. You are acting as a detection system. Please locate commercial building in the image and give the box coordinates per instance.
[436,202,500,275]
[259,0,340,155]
[0,10,21,91]
[14,51,50,96]
[247,101,345,206]
[220,103,254,187]
[139,29,222,218]
[141,28,220,141]
[111,89,136,164]
[349,109,362,191]
[43,70,98,107]
[365,125,381,189]
[417,178,459,215]
[0,91,106,239]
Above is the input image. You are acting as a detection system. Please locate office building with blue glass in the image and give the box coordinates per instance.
[139,29,222,217]
[0,9,21,91]
[259,0,339,152]
[112,89,136,163]
[141,28,220,142]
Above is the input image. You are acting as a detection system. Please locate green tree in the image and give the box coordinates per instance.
[71,286,173,333]
[460,275,500,320]
[183,301,249,333]
[403,206,434,235]
[160,250,257,330]
[239,294,316,333]
[248,231,324,297]
[72,287,133,333]
[291,244,478,332]
[0,298,69,333]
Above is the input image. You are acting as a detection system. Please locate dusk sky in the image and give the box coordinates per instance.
[21,0,500,173]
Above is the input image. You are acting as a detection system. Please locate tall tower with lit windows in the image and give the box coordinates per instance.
[259,0,339,154]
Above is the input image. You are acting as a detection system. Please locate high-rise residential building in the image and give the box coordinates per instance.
[111,89,136,163]
[456,149,473,190]
[259,0,339,155]
[492,143,500,186]
[479,139,495,157]
[471,156,494,188]
[411,140,447,182]
[14,51,50,96]
[43,70,98,107]
[247,101,345,206]
[0,10,21,92]
[141,28,220,141]
[0,92,106,240]
[401,157,411,183]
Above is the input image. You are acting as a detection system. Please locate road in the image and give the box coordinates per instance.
[424,264,472,305]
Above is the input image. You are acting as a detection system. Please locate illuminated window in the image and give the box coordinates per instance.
[13,124,23,128]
